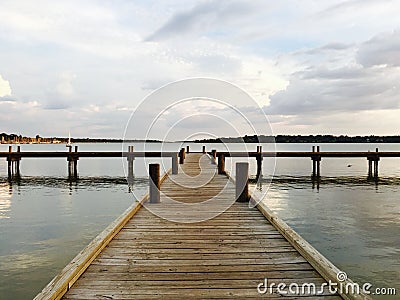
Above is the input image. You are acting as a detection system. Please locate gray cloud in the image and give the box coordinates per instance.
[146,0,256,41]
[357,30,400,67]
[0,95,16,102]
[268,32,400,115]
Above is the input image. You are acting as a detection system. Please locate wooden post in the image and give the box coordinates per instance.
[311,146,316,177]
[368,158,373,178]
[68,161,73,178]
[179,148,185,164]
[73,160,78,178]
[202,145,206,154]
[186,145,189,154]
[211,149,217,164]
[149,164,160,204]
[7,146,12,178]
[127,146,134,178]
[374,148,379,178]
[67,146,78,180]
[236,162,249,202]
[74,146,78,177]
[172,153,178,175]
[16,146,21,176]
[316,146,321,177]
[312,146,321,178]
[256,146,263,179]
[218,154,225,175]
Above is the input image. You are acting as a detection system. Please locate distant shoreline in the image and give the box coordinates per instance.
[2,133,400,144]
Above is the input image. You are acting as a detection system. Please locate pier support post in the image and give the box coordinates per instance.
[317,146,321,178]
[7,146,21,178]
[127,146,135,178]
[186,145,189,154]
[172,153,178,175]
[7,146,12,178]
[67,146,79,179]
[202,145,206,154]
[15,146,21,176]
[374,148,379,179]
[218,154,225,175]
[179,148,185,164]
[368,158,373,178]
[211,150,217,164]
[311,146,321,178]
[236,162,249,202]
[256,146,263,180]
[312,146,316,176]
[368,148,380,179]
[149,164,160,204]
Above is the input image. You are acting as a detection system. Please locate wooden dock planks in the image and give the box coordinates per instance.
[57,153,343,299]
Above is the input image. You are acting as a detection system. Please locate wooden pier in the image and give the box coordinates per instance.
[1,145,399,180]
[35,152,369,300]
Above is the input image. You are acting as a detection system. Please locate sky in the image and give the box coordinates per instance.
[0,0,399,139]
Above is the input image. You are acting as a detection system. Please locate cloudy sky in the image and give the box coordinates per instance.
[0,0,399,138]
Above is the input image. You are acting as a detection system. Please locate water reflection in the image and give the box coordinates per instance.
[0,176,148,192]
[250,175,400,190]
[0,183,12,219]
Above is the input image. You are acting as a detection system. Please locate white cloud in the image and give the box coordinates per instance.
[0,75,12,97]
[267,31,400,116]
[0,1,399,137]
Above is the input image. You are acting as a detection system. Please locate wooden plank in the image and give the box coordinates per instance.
[84,262,315,273]
[79,270,323,281]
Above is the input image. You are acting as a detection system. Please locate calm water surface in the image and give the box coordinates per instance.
[0,143,399,299]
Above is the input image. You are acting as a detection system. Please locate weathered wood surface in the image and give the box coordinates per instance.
[59,153,342,299]
[2,150,400,158]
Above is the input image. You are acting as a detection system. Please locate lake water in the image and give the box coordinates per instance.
[0,143,399,299]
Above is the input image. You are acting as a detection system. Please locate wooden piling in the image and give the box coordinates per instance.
[256,145,263,179]
[127,146,134,178]
[311,145,321,178]
[186,145,189,154]
[374,148,379,178]
[368,158,373,178]
[67,146,79,179]
[179,148,185,164]
[211,149,217,161]
[312,146,316,177]
[15,146,21,176]
[202,145,206,154]
[74,146,78,177]
[236,162,249,202]
[218,154,225,175]
[149,164,160,204]
[172,153,178,175]
[7,146,12,178]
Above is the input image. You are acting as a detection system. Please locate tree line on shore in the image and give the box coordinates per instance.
[2,132,400,144]
[194,134,400,143]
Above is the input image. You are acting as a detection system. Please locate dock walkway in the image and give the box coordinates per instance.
[37,153,352,299]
